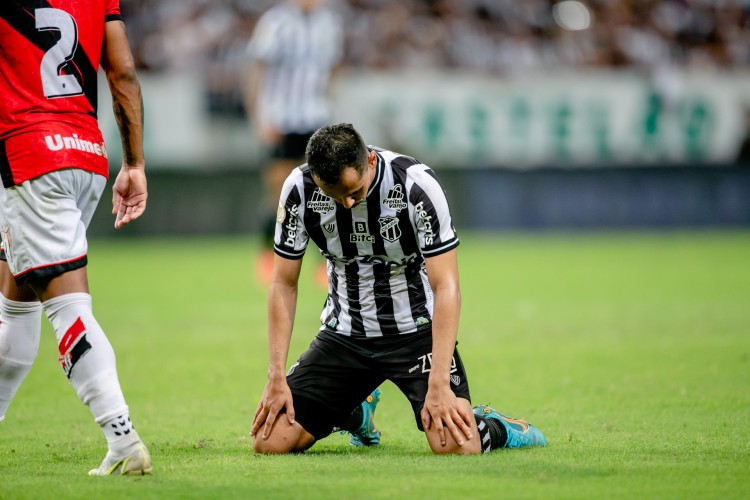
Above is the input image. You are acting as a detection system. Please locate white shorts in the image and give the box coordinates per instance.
[0,169,106,286]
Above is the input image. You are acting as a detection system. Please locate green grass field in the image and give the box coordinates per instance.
[1,231,748,499]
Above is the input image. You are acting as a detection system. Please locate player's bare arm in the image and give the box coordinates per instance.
[101,20,146,229]
[251,254,303,439]
[422,249,478,452]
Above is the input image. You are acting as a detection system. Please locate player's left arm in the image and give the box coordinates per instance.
[101,20,146,229]
[422,249,475,447]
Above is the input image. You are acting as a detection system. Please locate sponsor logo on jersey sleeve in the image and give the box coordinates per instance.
[283,204,300,247]
[414,201,435,245]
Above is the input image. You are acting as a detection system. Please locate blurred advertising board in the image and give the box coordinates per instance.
[99,70,750,170]
[335,70,750,168]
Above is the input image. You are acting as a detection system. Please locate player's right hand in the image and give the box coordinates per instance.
[112,165,147,229]
[250,379,296,440]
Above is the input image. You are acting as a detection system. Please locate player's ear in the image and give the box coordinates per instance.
[368,150,377,168]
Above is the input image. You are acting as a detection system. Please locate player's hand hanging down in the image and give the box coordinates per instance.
[112,164,147,229]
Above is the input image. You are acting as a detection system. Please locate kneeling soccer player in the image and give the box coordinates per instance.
[250,123,547,454]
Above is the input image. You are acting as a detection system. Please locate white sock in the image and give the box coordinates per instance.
[43,293,136,449]
[0,295,42,421]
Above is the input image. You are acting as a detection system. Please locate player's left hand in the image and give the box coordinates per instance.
[421,384,474,447]
[112,165,147,229]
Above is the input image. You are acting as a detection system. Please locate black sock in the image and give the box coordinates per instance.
[475,415,508,453]
[341,404,363,433]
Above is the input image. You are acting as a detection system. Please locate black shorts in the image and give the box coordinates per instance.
[271,132,314,160]
[286,330,472,440]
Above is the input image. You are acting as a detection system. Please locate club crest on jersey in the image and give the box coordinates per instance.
[383,184,407,212]
[351,221,375,243]
[307,189,334,214]
[58,317,92,379]
[379,216,401,242]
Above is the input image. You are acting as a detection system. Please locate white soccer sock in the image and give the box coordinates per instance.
[43,293,136,448]
[0,295,42,421]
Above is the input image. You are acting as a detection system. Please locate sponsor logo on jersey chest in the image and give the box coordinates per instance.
[307,189,334,214]
[383,184,407,212]
[351,221,374,243]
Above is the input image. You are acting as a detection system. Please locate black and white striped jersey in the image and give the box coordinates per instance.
[247,1,343,134]
[274,148,460,338]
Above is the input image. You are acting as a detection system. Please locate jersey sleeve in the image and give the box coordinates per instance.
[407,165,459,257]
[273,169,309,260]
[105,0,122,21]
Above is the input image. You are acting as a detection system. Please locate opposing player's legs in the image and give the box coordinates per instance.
[0,263,41,422]
[35,273,151,475]
[1,171,150,475]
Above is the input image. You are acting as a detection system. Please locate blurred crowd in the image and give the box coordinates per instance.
[118,0,750,114]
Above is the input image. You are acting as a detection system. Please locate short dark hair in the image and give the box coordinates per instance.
[305,123,368,186]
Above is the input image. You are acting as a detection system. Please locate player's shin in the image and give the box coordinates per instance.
[42,293,139,449]
[0,295,42,421]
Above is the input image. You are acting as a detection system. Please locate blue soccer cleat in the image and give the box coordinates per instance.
[349,388,381,447]
[473,404,547,448]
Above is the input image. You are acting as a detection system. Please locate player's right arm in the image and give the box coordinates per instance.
[101,19,147,229]
[251,254,303,439]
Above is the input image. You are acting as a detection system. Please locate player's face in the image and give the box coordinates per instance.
[314,150,377,209]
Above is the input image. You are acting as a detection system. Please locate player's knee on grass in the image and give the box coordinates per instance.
[425,427,481,455]
[252,420,316,454]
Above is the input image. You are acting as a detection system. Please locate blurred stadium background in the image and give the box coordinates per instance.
[92,0,750,237]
